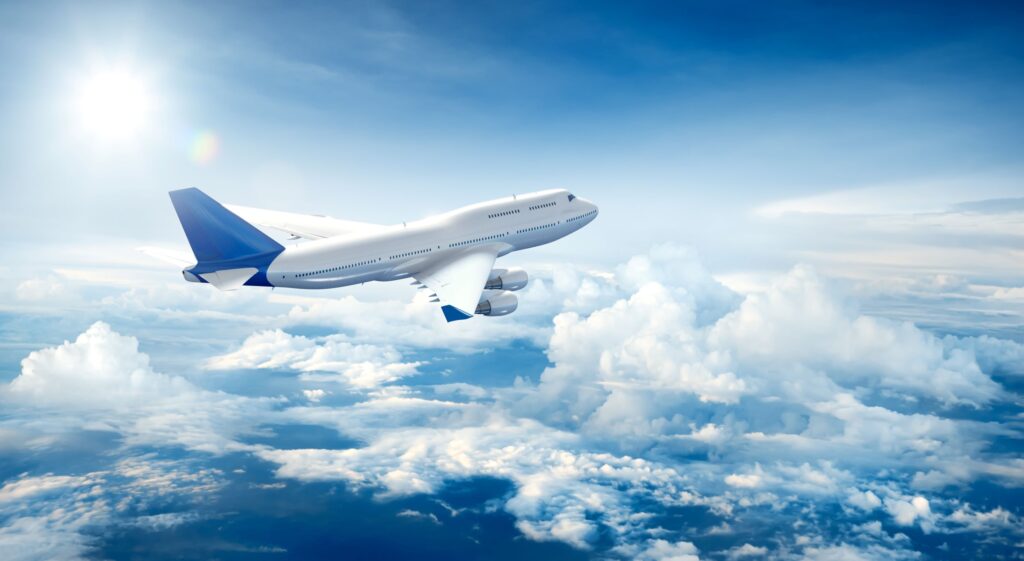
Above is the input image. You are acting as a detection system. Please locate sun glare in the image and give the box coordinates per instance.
[74,67,155,141]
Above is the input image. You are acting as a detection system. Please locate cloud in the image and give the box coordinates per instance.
[943,334,1024,377]
[246,247,1021,552]
[635,539,701,561]
[204,328,319,370]
[884,495,933,529]
[3,322,280,455]
[725,471,762,489]
[3,246,1022,558]
[707,266,1003,406]
[746,181,1024,343]
[0,457,223,561]
[0,474,100,503]
[726,543,768,559]
[948,197,1024,214]
[944,505,1017,533]
[396,509,441,525]
[7,321,197,409]
[614,244,740,325]
[431,382,489,400]
[127,511,203,531]
[511,253,1008,491]
[0,515,97,561]
[517,274,745,445]
[553,282,747,405]
[798,543,920,561]
[303,388,327,402]
[257,409,710,550]
[845,489,882,511]
[205,329,420,389]
[14,276,70,302]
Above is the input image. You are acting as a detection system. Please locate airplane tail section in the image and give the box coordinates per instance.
[168,187,284,289]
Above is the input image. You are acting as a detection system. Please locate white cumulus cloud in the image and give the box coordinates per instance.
[7,322,196,409]
[205,329,420,389]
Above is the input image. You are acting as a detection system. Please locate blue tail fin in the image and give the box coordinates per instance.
[169,188,284,284]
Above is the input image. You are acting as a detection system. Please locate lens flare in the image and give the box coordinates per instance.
[190,131,220,165]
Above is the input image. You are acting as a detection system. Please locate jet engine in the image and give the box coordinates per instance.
[485,267,528,291]
[475,290,518,317]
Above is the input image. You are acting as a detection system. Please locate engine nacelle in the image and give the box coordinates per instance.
[485,267,528,291]
[475,290,518,317]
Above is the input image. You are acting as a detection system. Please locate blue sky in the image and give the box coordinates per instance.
[1,1,1023,560]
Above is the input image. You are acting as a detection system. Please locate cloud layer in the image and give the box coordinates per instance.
[2,246,1022,560]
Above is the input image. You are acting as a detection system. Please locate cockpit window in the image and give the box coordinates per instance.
[567,193,576,202]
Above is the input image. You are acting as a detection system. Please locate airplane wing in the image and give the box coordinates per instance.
[413,246,499,322]
[138,246,194,268]
[225,204,389,240]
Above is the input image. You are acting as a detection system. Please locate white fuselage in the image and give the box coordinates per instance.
[266,189,598,289]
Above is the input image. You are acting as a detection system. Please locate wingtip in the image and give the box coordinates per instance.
[441,305,473,322]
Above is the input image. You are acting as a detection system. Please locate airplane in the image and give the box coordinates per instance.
[162,188,599,321]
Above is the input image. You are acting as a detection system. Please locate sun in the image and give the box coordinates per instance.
[73,67,155,141]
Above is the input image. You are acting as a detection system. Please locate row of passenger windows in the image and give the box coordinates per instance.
[297,257,382,277]
[488,209,520,219]
[297,222,570,278]
[566,209,597,223]
[528,201,556,210]
[390,248,432,260]
[449,232,508,248]
[297,245,431,278]
[517,222,557,234]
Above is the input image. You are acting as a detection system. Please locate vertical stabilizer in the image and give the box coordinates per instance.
[169,188,284,262]
[168,188,284,288]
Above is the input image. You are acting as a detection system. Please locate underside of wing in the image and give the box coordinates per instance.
[225,204,389,240]
[413,246,499,322]
[199,267,258,291]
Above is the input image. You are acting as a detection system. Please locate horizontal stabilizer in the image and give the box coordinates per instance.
[138,246,194,268]
[225,204,388,240]
[199,268,258,291]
